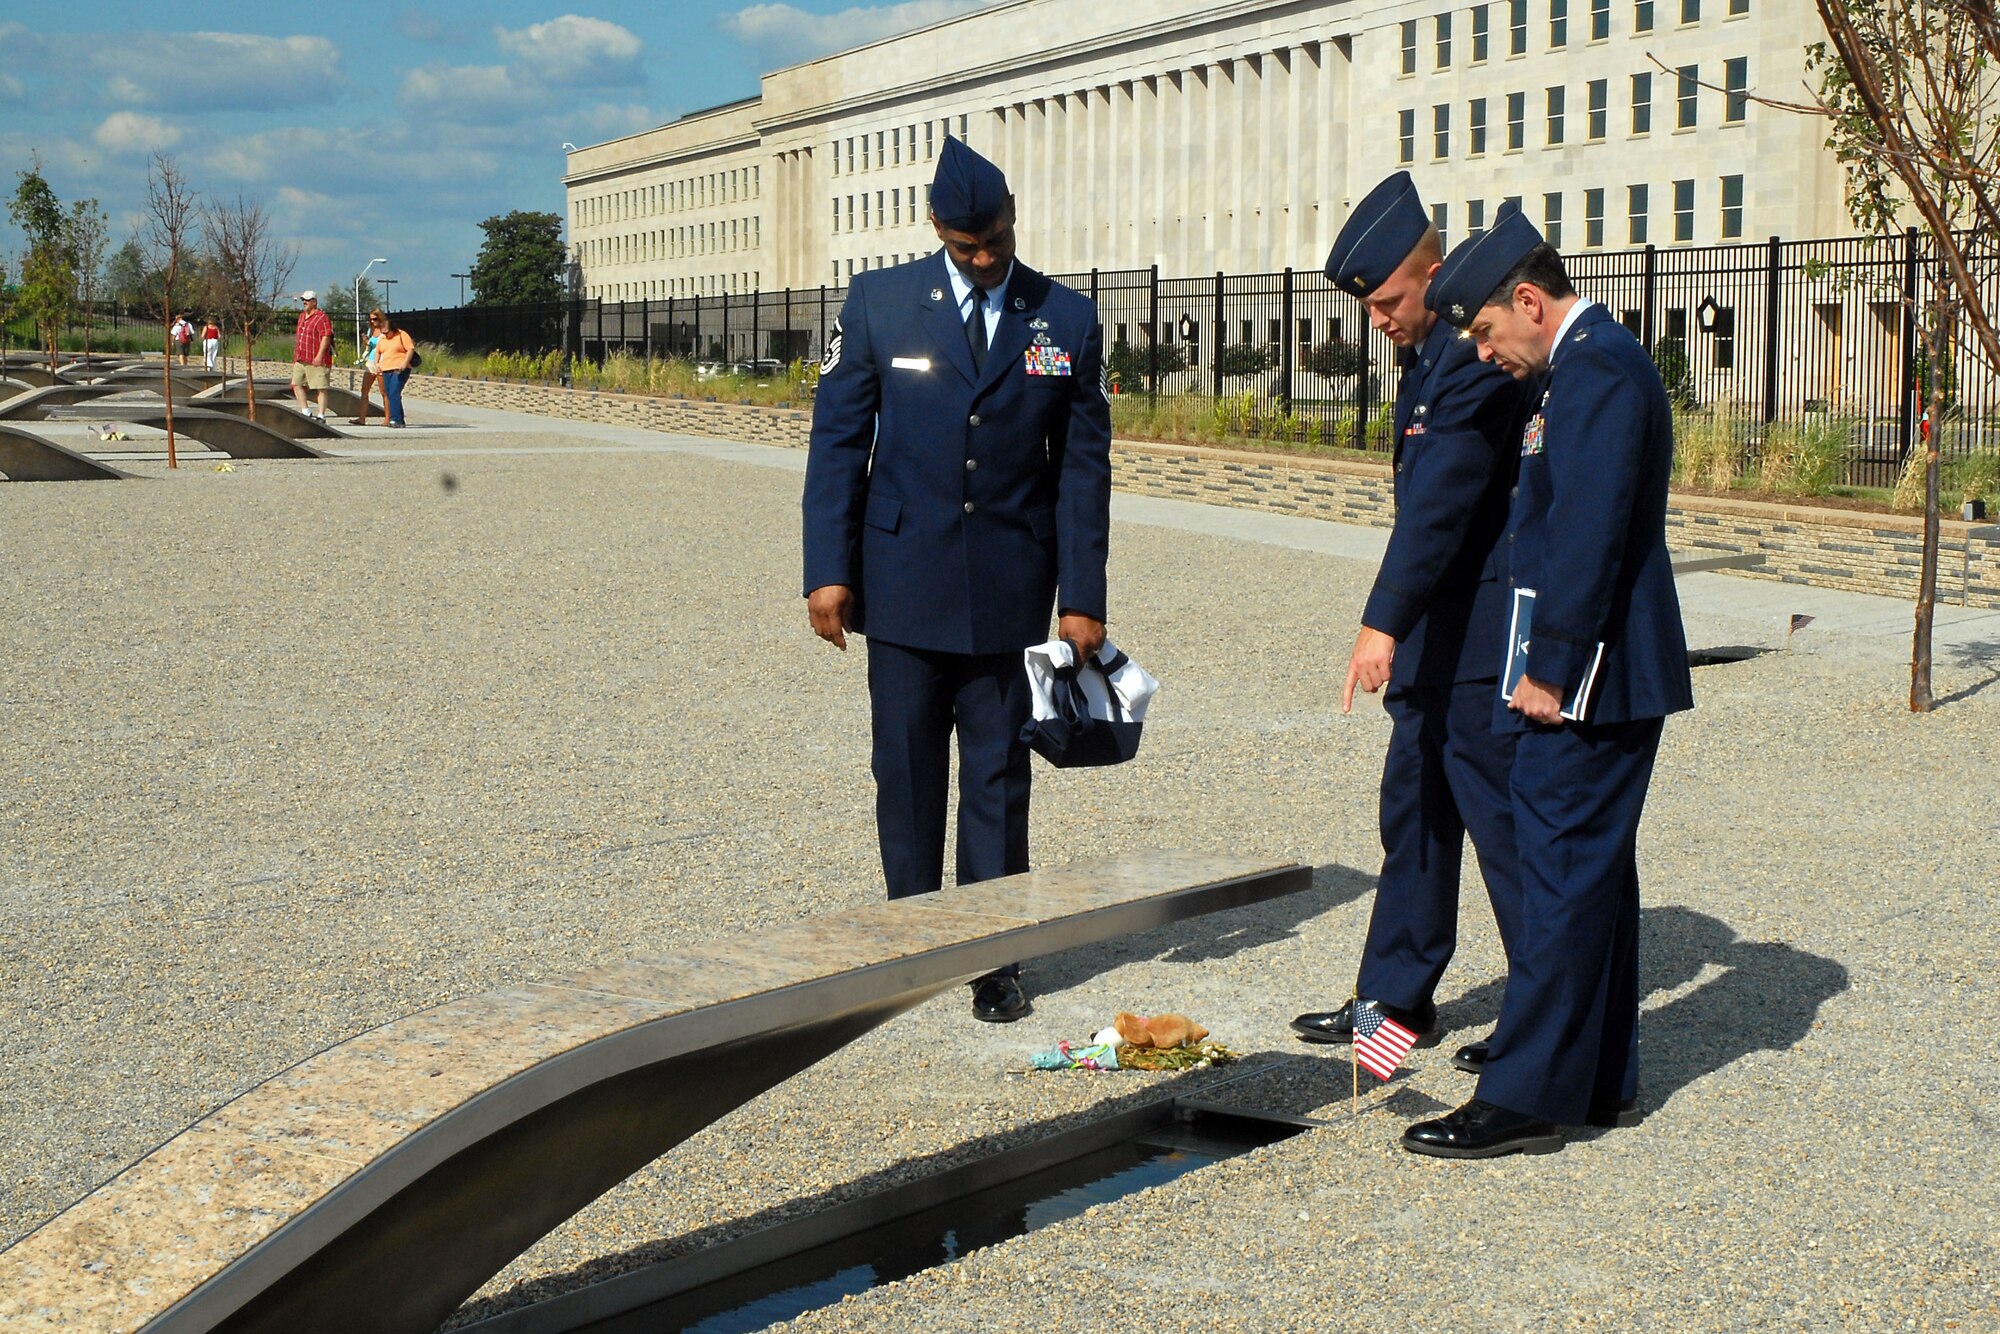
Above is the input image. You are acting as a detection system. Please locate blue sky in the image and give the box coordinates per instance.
[0,2,1004,308]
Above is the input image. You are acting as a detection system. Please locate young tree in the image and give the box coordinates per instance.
[67,198,109,363]
[103,240,149,309]
[468,211,566,305]
[1809,0,2000,711]
[140,152,199,469]
[10,162,77,372]
[204,193,296,424]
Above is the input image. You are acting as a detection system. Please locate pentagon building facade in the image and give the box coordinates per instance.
[561,0,1855,301]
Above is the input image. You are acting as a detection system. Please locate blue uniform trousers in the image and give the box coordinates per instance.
[1357,680,1520,1009]
[1477,717,1664,1125]
[866,638,1032,976]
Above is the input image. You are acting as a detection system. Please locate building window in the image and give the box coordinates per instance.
[1401,19,1418,74]
[1725,57,1748,121]
[1472,4,1491,60]
[1632,72,1653,134]
[1635,0,1654,29]
[1507,91,1526,148]
[1592,0,1611,38]
[1588,79,1608,137]
[1547,86,1566,144]
[1551,0,1569,46]
[861,194,870,228]
[1586,187,1605,245]
[1436,13,1453,67]
[1721,173,1744,237]
[1435,103,1452,157]
[876,190,885,227]
[1729,0,1747,12]
[1470,97,1489,154]
[1628,183,1649,243]
[1673,178,1695,241]
[1510,0,1528,53]
[1681,0,1700,19]
[1400,108,1416,163]
[1677,64,1698,127]
[1711,306,1736,367]
[892,127,902,164]
[1469,197,1488,237]
[1544,193,1564,247]
[926,121,935,158]
[1432,202,1449,249]
[892,189,901,225]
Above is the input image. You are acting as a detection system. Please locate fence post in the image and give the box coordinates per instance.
[1898,224,1919,460]
[642,298,651,361]
[1761,236,1782,424]
[783,287,794,367]
[1211,271,1225,399]
[1280,267,1294,414]
[820,285,828,360]
[720,289,730,361]
[1147,265,1159,397]
[750,286,761,363]
[1353,328,1370,450]
[1641,244,1658,353]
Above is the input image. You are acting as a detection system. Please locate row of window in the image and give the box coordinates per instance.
[579,216,763,268]
[1426,174,1747,249]
[576,167,764,231]
[1399,0,1748,72]
[1398,59,1746,161]
[832,185,936,232]
[591,273,762,300]
[830,116,972,174]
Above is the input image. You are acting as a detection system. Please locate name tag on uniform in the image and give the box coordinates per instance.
[1024,346,1072,376]
[891,356,931,371]
[1521,413,1546,456]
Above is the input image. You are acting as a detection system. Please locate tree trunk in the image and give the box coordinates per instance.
[1910,330,1940,712]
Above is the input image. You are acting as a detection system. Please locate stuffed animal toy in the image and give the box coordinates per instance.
[1111,1011,1210,1049]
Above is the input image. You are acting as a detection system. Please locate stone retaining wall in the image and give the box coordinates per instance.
[406,374,2000,610]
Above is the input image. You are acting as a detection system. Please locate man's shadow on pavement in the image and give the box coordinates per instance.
[1434,903,1848,1119]
[1033,862,1376,996]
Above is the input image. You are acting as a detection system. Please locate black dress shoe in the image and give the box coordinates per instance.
[1402,1098,1564,1159]
[971,974,1029,1023]
[1451,1039,1490,1073]
[1585,1097,1642,1129]
[1290,996,1437,1045]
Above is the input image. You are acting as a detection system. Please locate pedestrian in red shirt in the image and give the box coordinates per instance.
[290,291,335,422]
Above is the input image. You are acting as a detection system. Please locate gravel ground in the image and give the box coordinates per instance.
[2,403,1996,1331]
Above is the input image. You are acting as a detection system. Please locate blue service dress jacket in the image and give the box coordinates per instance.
[1503,303,1694,726]
[1362,324,1531,686]
[802,253,1113,655]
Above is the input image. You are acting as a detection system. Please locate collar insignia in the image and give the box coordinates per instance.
[1449,303,1466,320]
[930,287,944,301]
[1011,296,1026,311]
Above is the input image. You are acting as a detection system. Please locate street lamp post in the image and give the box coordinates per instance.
[451,272,471,306]
[356,257,389,358]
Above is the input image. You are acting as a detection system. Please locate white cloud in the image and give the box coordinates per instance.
[721,0,1004,65]
[397,63,530,123]
[94,112,183,156]
[0,72,24,103]
[495,15,644,86]
[86,33,344,112]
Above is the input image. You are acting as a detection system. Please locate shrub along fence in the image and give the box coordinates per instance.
[389,227,1994,489]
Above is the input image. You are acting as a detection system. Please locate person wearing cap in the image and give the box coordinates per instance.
[801,137,1112,1024]
[1402,204,1692,1159]
[290,291,335,423]
[1289,172,1534,1058]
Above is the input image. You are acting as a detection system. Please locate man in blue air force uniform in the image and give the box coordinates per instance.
[1403,204,1693,1158]
[1290,173,1532,1059]
[801,138,1113,1024]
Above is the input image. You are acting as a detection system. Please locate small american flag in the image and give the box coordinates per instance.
[1352,1003,1419,1081]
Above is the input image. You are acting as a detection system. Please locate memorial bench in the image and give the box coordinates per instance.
[0,850,1310,1334]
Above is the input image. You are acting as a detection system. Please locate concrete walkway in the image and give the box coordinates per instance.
[382,396,2000,662]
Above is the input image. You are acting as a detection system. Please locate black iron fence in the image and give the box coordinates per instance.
[389,228,1998,488]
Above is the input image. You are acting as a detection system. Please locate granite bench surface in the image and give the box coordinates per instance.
[0,849,1305,1333]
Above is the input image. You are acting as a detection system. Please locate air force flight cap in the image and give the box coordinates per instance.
[1324,171,1429,297]
[930,137,1011,231]
[1427,199,1546,327]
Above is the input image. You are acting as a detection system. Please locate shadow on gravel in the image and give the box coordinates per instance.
[438,1050,1346,1331]
[1631,905,1849,1118]
[1032,863,1376,998]
[1937,639,2000,706]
